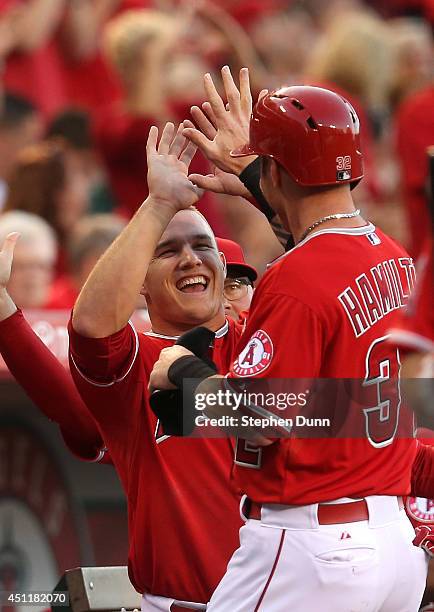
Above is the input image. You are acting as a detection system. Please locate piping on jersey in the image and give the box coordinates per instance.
[70,320,139,387]
[144,319,229,340]
[268,223,376,270]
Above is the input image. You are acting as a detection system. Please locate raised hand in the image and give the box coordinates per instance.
[184,117,250,198]
[146,122,203,211]
[0,233,19,289]
[183,66,256,176]
[0,233,19,321]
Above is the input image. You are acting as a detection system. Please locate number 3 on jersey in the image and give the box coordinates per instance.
[363,335,401,448]
[235,336,401,461]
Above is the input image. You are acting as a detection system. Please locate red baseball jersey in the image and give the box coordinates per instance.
[389,240,433,354]
[229,224,418,504]
[395,86,434,258]
[69,318,243,603]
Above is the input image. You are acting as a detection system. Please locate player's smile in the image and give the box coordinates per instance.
[176,274,210,294]
[170,268,215,307]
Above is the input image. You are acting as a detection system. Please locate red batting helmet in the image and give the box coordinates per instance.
[232,85,364,188]
[216,237,257,282]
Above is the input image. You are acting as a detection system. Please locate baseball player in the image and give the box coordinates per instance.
[67,123,248,611]
[215,237,256,323]
[390,239,433,423]
[150,70,428,611]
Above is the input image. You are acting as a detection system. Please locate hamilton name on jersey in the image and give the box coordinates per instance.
[338,256,416,338]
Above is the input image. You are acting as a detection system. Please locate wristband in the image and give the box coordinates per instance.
[150,357,216,437]
[239,158,275,221]
[168,355,217,388]
[149,328,217,437]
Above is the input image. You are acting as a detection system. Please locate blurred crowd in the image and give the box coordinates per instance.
[0,0,433,311]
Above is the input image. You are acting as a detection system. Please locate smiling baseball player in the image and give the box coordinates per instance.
[67,123,248,612]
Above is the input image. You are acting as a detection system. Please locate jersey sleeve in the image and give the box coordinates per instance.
[230,292,325,379]
[389,245,433,353]
[68,317,145,448]
[68,317,140,385]
[0,310,105,461]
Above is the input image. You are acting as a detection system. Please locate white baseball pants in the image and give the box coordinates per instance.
[206,496,428,612]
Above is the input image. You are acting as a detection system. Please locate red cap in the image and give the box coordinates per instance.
[216,237,257,282]
[232,85,364,188]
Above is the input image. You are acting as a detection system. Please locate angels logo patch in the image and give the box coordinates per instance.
[406,496,434,524]
[232,330,273,377]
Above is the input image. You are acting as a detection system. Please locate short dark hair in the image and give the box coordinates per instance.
[46,108,93,150]
[0,92,37,130]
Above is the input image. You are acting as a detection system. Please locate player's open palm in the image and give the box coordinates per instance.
[183,66,256,176]
[146,122,203,212]
[182,118,250,198]
[0,233,19,289]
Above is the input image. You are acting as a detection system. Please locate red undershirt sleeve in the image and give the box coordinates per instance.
[0,310,106,461]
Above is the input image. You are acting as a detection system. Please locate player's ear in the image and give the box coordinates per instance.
[219,251,227,276]
[140,280,150,299]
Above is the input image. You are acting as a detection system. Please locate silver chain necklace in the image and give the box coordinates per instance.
[299,209,361,243]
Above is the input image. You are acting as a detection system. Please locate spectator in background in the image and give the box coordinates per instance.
[216,237,256,324]
[0,3,21,68]
[46,108,96,177]
[305,9,394,130]
[387,20,433,253]
[0,0,69,118]
[175,1,267,94]
[249,3,316,88]
[60,0,123,115]
[0,93,42,211]
[46,214,126,309]
[3,141,91,274]
[46,108,115,213]
[388,17,434,110]
[95,9,180,218]
[96,6,263,223]
[0,210,56,308]
[395,84,434,258]
[303,8,395,217]
[0,0,144,119]
[61,1,182,115]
